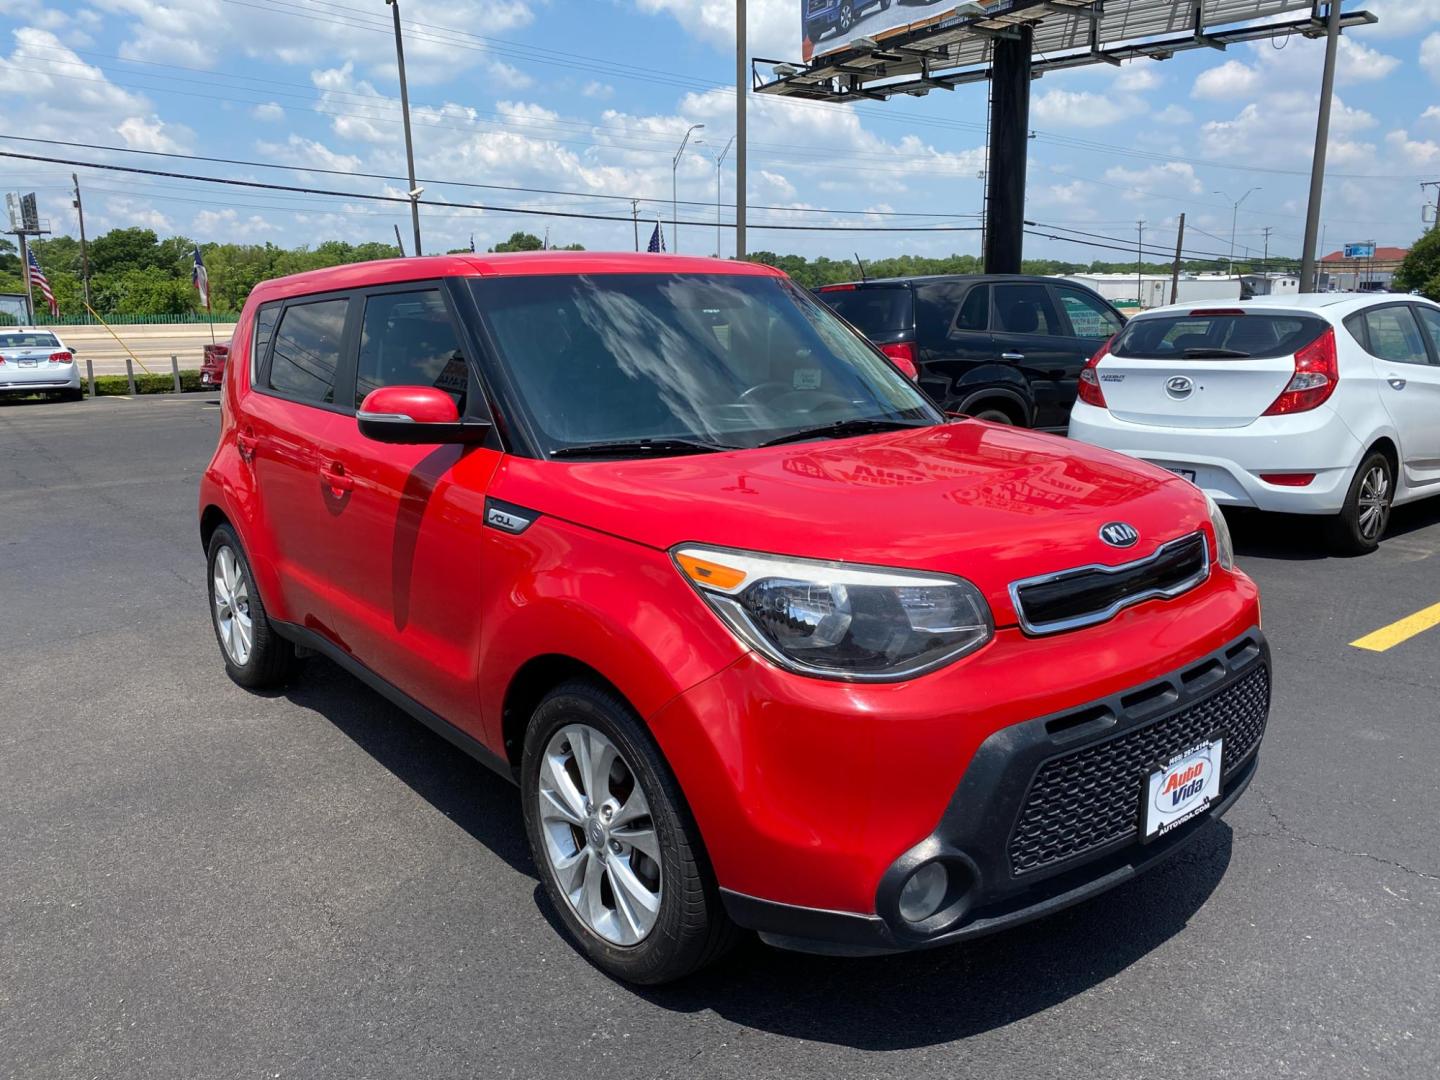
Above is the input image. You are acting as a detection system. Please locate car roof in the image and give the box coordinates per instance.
[249,252,785,302]
[1128,292,1429,322]
[819,274,1056,289]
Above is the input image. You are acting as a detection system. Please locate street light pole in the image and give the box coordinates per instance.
[1214,187,1260,275]
[386,0,423,257]
[714,135,735,258]
[672,123,704,254]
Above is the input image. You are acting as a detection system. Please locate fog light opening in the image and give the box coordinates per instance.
[898,862,949,925]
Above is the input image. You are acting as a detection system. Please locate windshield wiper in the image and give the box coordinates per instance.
[1182,347,1252,359]
[549,437,739,459]
[758,417,932,448]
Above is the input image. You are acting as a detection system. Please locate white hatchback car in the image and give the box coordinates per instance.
[0,327,82,401]
[1068,294,1440,554]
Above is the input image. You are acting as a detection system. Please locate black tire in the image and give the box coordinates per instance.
[206,524,299,688]
[837,1,855,32]
[62,387,84,402]
[1326,451,1394,556]
[521,681,739,984]
[972,408,1015,425]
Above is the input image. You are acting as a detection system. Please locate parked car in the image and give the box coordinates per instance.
[1069,294,1440,554]
[816,275,1125,430]
[0,328,82,401]
[200,253,1268,983]
[804,0,891,45]
[200,342,229,387]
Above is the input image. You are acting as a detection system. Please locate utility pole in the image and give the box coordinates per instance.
[631,199,640,252]
[1301,1,1342,292]
[71,174,92,311]
[1423,181,1440,230]
[393,222,405,257]
[1171,213,1186,306]
[1136,219,1145,309]
[1261,226,1273,282]
[386,0,423,257]
[1215,187,1260,276]
[735,0,747,258]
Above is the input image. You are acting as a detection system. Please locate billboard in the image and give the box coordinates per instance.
[1343,242,1376,259]
[801,0,959,63]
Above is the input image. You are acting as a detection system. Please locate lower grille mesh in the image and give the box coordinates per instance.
[1008,665,1270,876]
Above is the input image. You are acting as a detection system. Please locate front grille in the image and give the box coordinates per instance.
[1011,532,1210,635]
[1008,663,1270,876]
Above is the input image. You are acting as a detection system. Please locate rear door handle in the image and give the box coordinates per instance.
[320,462,354,494]
[1387,375,1407,390]
[1001,352,1025,361]
[236,432,258,463]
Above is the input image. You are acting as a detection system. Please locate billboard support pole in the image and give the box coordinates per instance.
[982,24,1033,275]
[1300,0,1341,294]
[18,233,35,324]
[736,0,747,259]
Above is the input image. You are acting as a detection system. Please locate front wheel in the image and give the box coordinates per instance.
[1327,451,1393,556]
[521,681,737,984]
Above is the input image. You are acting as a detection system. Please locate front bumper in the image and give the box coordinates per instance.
[0,364,81,393]
[1068,401,1361,514]
[721,629,1269,954]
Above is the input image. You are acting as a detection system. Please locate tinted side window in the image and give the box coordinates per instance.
[1362,306,1428,365]
[250,300,281,379]
[1413,305,1440,364]
[267,298,349,404]
[1055,287,1123,339]
[955,285,990,332]
[914,282,967,343]
[355,290,468,409]
[994,284,1061,335]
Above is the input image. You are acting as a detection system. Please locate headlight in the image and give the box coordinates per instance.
[1205,493,1235,571]
[673,546,993,681]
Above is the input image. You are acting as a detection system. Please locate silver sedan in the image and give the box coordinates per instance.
[0,329,83,400]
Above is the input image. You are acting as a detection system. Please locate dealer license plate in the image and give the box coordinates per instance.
[1166,467,1197,483]
[1143,736,1224,841]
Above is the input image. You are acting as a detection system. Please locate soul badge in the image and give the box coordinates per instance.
[1143,737,1224,840]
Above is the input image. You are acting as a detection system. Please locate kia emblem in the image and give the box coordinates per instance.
[1100,521,1140,548]
[1165,375,1194,399]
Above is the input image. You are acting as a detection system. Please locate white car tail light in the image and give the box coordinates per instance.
[1262,327,1338,416]
[1077,334,1115,408]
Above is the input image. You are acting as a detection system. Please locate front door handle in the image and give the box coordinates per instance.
[320,462,354,495]
[1001,352,1025,362]
[1387,375,1407,390]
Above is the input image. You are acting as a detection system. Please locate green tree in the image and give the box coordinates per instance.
[490,231,545,252]
[92,266,196,316]
[89,228,163,276]
[1393,229,1440,301]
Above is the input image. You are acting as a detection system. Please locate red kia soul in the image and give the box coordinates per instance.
[199,253,1270,984]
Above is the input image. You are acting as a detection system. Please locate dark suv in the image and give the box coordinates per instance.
[817,275,1125,431]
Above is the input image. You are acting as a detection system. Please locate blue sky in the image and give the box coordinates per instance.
[0,0,1437,263]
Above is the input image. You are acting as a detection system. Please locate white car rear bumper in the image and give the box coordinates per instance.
[1068,401,1362,515]
[0,363,81,394]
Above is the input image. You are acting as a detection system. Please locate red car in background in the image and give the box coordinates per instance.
[199,342,228,387]
[198,253,1269,984]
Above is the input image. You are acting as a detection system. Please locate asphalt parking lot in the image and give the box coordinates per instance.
[3,394,1437,1080]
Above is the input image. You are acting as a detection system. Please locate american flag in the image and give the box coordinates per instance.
[647,222,665,253]
[26,248,58,317]
[192,246,210,310]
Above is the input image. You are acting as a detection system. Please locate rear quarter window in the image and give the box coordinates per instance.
[1112,313,1326,359]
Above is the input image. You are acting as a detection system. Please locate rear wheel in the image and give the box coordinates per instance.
[837,2,855,32]
[1327,451,1393,556]
[521,681,737,984]
[206,524,299,687]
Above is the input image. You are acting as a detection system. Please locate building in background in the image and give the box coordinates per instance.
[1242,273,1301,297]
[1057,273,1242,310]
[1318,246,1408,292]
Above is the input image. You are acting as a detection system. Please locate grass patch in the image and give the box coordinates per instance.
[86,371,208,396]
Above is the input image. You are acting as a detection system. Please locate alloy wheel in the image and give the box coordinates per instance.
[212,545,254,666]
[1357,464,1391,542]
[536,723,662,946]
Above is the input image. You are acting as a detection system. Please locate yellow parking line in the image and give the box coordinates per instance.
[1351,602,1440,652]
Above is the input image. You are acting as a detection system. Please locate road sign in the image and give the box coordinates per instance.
[1344,243,1376,259]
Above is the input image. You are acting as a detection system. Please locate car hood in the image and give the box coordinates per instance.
[489,421,1211,627]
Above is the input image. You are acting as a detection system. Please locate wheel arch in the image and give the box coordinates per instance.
[501,654,631,769]
[954,388,1031,425]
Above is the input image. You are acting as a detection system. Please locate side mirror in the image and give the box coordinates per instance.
[357,386,491,445]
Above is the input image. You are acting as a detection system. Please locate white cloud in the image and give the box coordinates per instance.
[1424,33,1440,82]
[1103,163,1204,203]
[1385,129,1440,167]
[193,208,279,239]
[1114,63,1162,92]
[102,197,172,234]
[251,102,284,122]
[1423,105,1440,125]
[1192,60,1260,101]
[1199,93,1377,169]
[1153,104,1193,126]
[1033,89,1132,128]
[582,81,615,100]
[255,134,362,174]
[116,115,188,153]
[637,0,794,59]
[1334,38,1402,82]
[1362,0,1440,37]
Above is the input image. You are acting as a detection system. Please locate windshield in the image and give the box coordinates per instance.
[0,333,60,350]
[471,273,941,457]
[815,285,913,337]
[1111,313,1326,360]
